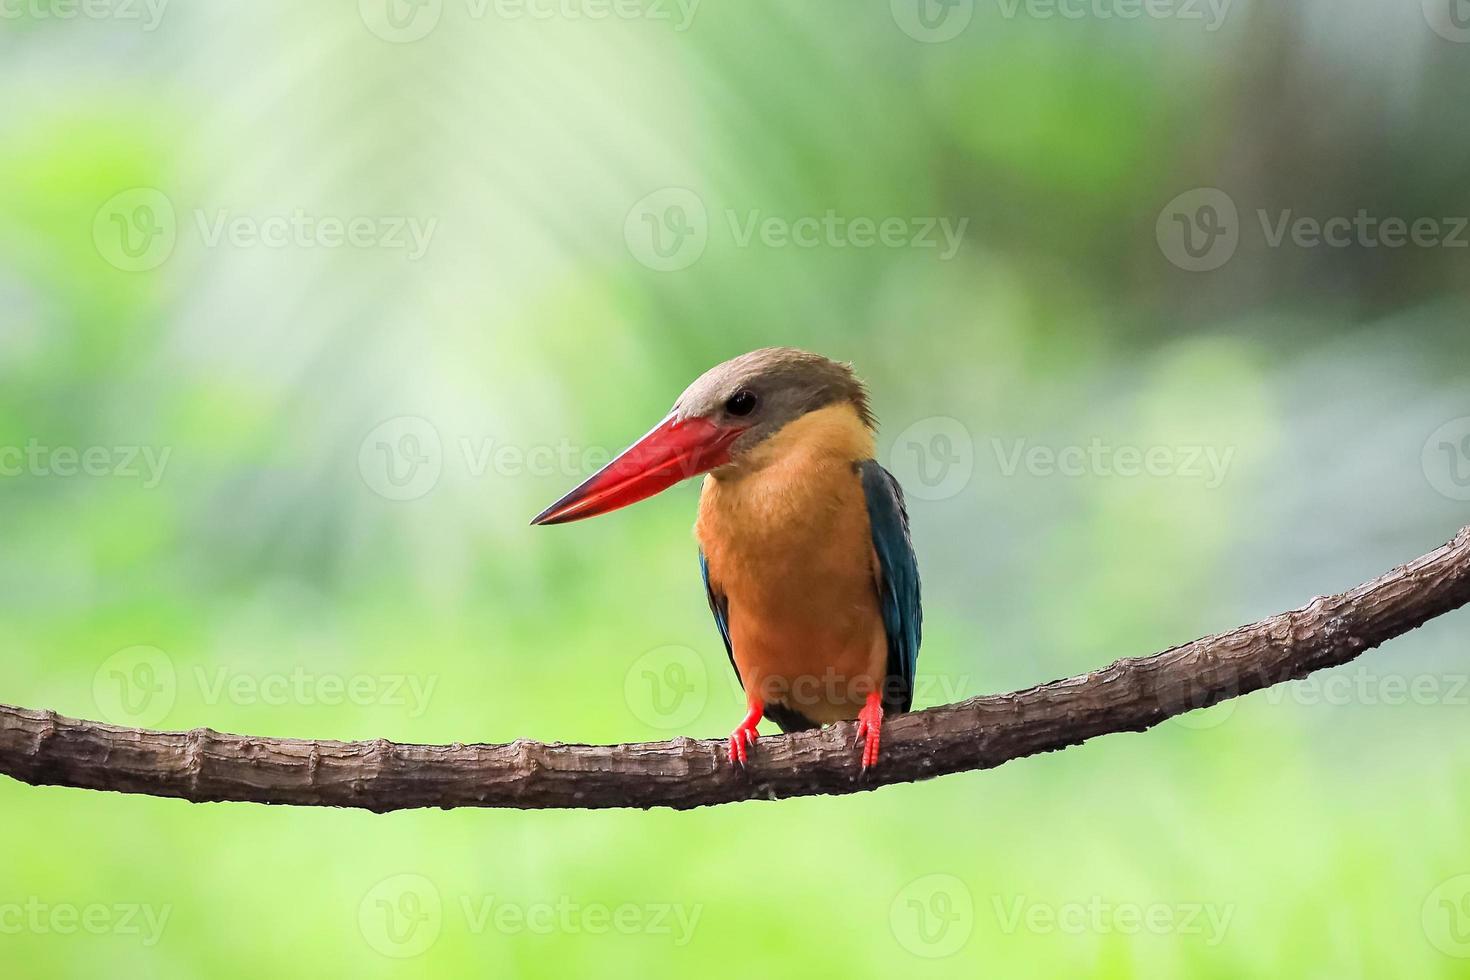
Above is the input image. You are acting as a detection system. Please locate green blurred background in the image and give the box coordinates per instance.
[3,1,1470,976]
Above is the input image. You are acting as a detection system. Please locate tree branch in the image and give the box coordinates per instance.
[3,525,1469,812]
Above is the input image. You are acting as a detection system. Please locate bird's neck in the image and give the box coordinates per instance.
[696,403,875,548]
[716,402,875,482]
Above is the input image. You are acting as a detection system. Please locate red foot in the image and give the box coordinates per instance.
[728,704,762,766]
[855,692,884,770]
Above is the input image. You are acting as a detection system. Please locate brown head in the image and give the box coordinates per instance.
[531,347,873,525]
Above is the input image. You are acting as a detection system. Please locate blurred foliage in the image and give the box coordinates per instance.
[2,1,1469,977]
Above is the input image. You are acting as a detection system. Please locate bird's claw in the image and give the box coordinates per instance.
[855,694,883,771]
[727,723,759,767]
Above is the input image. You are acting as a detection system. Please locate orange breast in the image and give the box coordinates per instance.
[695,405,885,725]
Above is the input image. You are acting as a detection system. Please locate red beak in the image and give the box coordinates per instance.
[530,414,745,526]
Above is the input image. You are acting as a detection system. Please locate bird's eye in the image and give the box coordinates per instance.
[725,389,758,417]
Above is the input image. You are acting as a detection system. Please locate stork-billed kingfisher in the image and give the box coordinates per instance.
[531,348,922,769]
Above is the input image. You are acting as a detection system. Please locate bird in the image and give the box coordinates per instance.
[531,347,921,769]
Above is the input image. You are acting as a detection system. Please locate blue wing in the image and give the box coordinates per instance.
[700,550,739,688]
[859,459,923,714]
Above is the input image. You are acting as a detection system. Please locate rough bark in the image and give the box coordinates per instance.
[3,526,1468,812]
